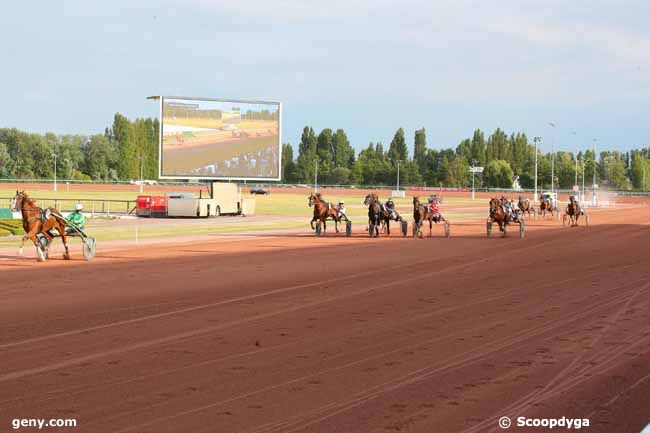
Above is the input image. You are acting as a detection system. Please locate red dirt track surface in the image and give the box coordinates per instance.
[1,208,649,433]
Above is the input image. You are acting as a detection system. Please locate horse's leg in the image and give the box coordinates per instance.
[60,225,70,260]
[386,219,390,236]
[27,228,45,262]
[18,234,28,255]
[428,219,432,237]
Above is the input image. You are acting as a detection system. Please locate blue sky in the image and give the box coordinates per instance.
[2,0,649,155]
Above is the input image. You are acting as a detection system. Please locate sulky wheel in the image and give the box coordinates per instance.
[315,222,322,237]
[401,220,408,237]
[519,219,525,239]
[345,221,352,237]
[83,237,96,260]
[444,222,450,239]
[486,221,492,238]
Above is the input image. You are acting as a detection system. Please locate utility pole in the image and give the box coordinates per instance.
[572,130,578,188]
[533,137,541,202]
[53,153,58,192]
[471,159,478,201]
[582,157,586,200]
[548,122,556,194]
[139,155,144,193]
[592,138,597,205]
[396,160,402,191]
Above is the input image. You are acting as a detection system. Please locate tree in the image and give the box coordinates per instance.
[630,153,650,190]
[281,143,297,182]
[295,126,318,183]
[445,157,469,187]
[484,160,514,188]
[84,135,112,180]
[332,129,354,168]
[413,128,427,173]
[113,113,137,180]
[0,142,12,178]
[388,128,408,163]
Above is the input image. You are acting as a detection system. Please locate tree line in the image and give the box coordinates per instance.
[283,126,647,191]
[1,116,648,191]
[0,114,159,182]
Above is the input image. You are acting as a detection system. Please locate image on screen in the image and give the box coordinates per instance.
[160,97,280,179]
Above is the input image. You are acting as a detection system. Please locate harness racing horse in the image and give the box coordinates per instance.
[363,193,383,237]
[564,195,583,227]
[380,206,404,235]
[412,196,433,238]
[488,197,522,237]
[517,195,536,219]
[12,190,70,261]
[308,192,340,234]
[539,194,556,219]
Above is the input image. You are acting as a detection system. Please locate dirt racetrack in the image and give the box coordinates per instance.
[1,207,649,433]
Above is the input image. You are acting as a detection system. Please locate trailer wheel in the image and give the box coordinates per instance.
[215,206,221,217]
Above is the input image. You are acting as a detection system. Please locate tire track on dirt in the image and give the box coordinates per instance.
[110,279,642,433]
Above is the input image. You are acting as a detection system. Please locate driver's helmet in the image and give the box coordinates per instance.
[75,203,84,211]
[387,198,393,204]
[338,200,345,205]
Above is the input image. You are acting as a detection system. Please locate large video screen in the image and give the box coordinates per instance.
[160,97,281,180]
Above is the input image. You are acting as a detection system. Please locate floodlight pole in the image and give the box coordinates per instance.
[582,156,585,200]
[592,138,597,205]
[471,159,478,201]
[533,137,541,202]
[139,155,144,193]
[548,122,556,194]
[53,153,58,192]
[572,130,578,188]
[396,160,402,191]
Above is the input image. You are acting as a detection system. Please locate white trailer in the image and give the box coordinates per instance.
[166,183,255,217]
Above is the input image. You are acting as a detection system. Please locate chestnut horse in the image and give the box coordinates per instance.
[539,195,556,219]
[488,197,512,237]
[308,192,339,234]
[564,195,582,226]
[12,191,70,261]
[517,195,536,219]
[412,197,433,238]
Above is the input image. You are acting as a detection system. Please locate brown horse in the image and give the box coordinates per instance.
[488,197,512,237]
[412,196,433,238]
[308,192,339,234]
[539,194,556,219]
[363,193,383,237]
[564,195,583,226]
[12,191,70,261]
[517,195,536,219]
